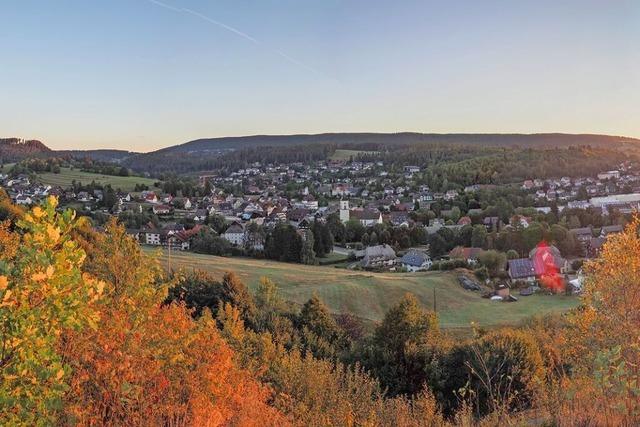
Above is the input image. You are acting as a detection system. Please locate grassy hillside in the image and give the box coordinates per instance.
[35,167,158,191]
[151,249,579,329]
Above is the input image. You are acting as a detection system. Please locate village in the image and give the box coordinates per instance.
[1,156,638,298]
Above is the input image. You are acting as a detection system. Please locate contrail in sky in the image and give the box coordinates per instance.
[146,0,324,78]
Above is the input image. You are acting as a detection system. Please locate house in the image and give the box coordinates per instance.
[444,190,458,201]
[521,180,535,190]
[449,247,483,265]
[152,204,172,215]
[508,244,567,285]
[483,216,501,232]
[164,233,190,251]
[142,229,161,246]
[401,250,432,272]
[222,222,245,246]
[403,166,420,174]
[600,224,623,237]
[142,192,158,204]
[14,194,32,205]
[457,216,472,226]
[361,244,397,268]
[388,211,410,227]
[351,209,383,227]
[597,170,620,181]
[507,258,536,282]
[570,227,593,246]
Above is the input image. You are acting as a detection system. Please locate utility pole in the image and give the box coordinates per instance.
[167,237,172,273]
[433,287,437,313]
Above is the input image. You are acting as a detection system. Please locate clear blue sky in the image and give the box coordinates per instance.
[1,0,639,151]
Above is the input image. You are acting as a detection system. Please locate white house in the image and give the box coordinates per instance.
[223,223,245,246]
[144,230,161,245]
[401,250,432,272]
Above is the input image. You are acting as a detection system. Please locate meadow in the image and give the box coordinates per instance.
[150,249,579,329]
[34,167,159,191]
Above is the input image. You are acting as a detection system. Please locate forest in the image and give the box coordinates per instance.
[0,192,638,426]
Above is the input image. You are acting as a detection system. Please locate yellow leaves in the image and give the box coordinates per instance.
[32,206,44,219]
[46,195,58,210]
[46,224,60,242]
[56,369,65,380]
[0,275,8,291]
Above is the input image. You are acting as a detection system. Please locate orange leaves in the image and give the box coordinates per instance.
[63,302,286,426]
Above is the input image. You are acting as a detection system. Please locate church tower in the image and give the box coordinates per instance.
[339,200,350,223]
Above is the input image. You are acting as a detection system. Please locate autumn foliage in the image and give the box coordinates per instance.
[0,200,284,426]
[2,197,640,426]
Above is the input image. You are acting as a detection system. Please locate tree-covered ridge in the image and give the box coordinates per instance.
[364,145,631,186]
[0,138,51,162]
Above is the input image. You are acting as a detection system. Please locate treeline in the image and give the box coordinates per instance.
[358,145,630,191]
[124,143,334,175]
[10,157,132,178]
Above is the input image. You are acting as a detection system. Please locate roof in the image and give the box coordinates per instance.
[508,258,536,279]
[529,244,565,276]
[401,250,429,267]
[224,223,244,234]
[570,227,592,237]
[601,224,623,236]
[352,209,381,221]
[362,244,397,266]
[450,247,483,260]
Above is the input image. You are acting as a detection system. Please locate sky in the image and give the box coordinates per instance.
[1,0,639,151]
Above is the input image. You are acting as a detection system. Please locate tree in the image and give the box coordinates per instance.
[477,250,506,277]
[459,329,545,416]
[298,294,347,359]
[166,270,256,325]
[364,294,442,396]
[300,230,316,265]
[345,219,365,243]
[206,213,227,234]
[0,197,104,425]
[471,224,488,248]
[264,224,302,263]
[64,221,284,426]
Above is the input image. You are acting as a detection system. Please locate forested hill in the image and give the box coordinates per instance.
[0,137,138,164]
[0,138,51,161]
[152,132,640,154]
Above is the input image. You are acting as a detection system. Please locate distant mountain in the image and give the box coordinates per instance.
[0,138,51,162]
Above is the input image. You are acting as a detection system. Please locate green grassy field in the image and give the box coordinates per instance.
[149,249,579,329]
[330,149,379,161]
[35,168,159,191]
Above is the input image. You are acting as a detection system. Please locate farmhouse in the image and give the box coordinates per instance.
[223,222,245,246]
[361,244,397,269]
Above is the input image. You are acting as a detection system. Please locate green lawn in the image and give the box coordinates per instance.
[35,168,159,191]
[330,149,379,161]
[148,249,579,329]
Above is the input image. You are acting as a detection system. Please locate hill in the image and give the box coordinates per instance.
[0,138,51,162]
[152,249,579,330]
[151,132,640,154]
[120,132,640,174]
